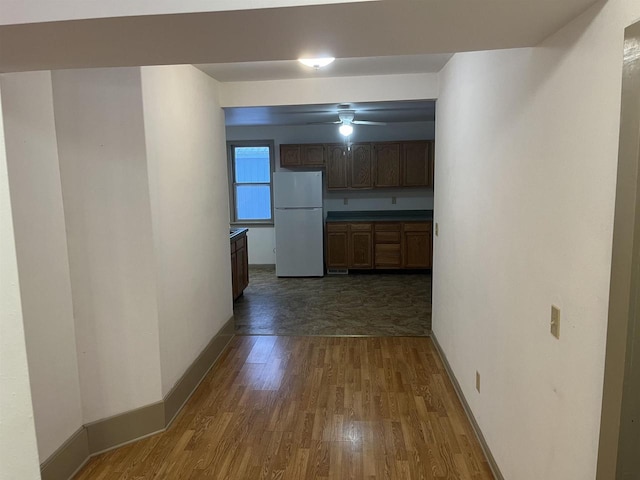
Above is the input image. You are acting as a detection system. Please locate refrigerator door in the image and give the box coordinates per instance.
[274,171,323,208]
[275,208,324,277]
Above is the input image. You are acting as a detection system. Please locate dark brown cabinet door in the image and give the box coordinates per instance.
[231,251,239,299]
[350,144,373,189]
[374,143,401,187]
[302,144,325,166]
[236,246,248,294]
[231,234,249,300]
[280,144,301,167]
[402,222,432,268]
[349,223,373,269]
[326,145,349,190]
[326,223,349,268]
[402,141,433,187]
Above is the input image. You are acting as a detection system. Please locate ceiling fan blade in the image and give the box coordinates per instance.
[352,120,387,125]
[306,120,342,125]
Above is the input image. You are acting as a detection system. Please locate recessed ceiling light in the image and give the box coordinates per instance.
[298,57,335,69]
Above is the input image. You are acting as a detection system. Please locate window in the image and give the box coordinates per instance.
[228,141,275,224]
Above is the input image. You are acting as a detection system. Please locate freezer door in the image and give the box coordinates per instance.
[274,171,323,208]
[275,208,324,277]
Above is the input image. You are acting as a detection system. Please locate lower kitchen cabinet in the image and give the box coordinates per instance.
[402,222,432,268]
[349,223,373,268]
[374,222,402,268]
[326,220,432,270]
[326,223,349,268]
[231,231,249,300]
[326,223,373,269]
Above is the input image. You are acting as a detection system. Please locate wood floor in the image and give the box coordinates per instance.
[74,336,493,479]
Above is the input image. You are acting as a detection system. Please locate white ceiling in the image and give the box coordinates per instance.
[0,0,599,73]
[196,54,453,82]
[0,0,379,26]
[224,100,437,127]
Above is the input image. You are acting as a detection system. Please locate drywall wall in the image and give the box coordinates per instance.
[432,1,640,479]
[0,71,84,462]
[242,227,276,265]
[227,122,434,264]
[52,68,163,423]
[141,65,233,396]
[220,72,439,107]
[0,87,42,479]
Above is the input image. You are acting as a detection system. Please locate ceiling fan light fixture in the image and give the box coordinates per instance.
[298,57,335,69]
[339,124,353,137]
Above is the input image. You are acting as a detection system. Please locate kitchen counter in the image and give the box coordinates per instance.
[230,227,248,241]
[325,210,433,222]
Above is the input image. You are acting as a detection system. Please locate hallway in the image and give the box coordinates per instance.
[73,336,493,479]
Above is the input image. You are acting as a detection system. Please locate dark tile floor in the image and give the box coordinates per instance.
[233,266,431,336]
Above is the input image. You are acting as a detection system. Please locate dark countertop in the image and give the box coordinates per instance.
[325,210,433,222]
[230,227,248,241]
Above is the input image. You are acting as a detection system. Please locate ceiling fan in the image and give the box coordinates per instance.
[309,109,386,136]
[311,109,387,127]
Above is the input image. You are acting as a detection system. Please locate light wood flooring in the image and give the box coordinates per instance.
[74,336,493,479]
[234,267,432,336]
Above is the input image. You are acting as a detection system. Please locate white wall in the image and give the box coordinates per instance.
[52,68,163,422]
[0,87,42,480]
[433,1,640,479]
[227,122,434,264]
[140,65,233,396]
[220,72,439,108]
[0,71,84,461]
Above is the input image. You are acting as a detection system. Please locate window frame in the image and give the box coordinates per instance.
[227,140,276,226]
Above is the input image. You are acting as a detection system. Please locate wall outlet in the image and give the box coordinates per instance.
[435,222,439,236]
[391,196,397,204]
[551,305,561,339]
[343,198,348,205]
[476,371,481,393]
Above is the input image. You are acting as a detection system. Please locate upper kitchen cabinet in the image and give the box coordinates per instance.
[326,145,349,190]
[279,144,325,167]
[402,141,434,188]
[374,143,401,188]
[350,144,373,189]
[280,144,301,167]
[284,140,434,190]
[301,144,325,166]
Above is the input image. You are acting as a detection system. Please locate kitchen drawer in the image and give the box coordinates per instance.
[375,231,401,244]
[230,235,246,253]
[402,222,431,233]
[350,223,372,232]
[374,222,401,232]
[326,222,348,233]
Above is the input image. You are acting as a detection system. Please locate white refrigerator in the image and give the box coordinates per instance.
[274,171,324,277]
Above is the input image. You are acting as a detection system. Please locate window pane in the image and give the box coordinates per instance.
[234,146,270,183]
[236,185,271,220]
